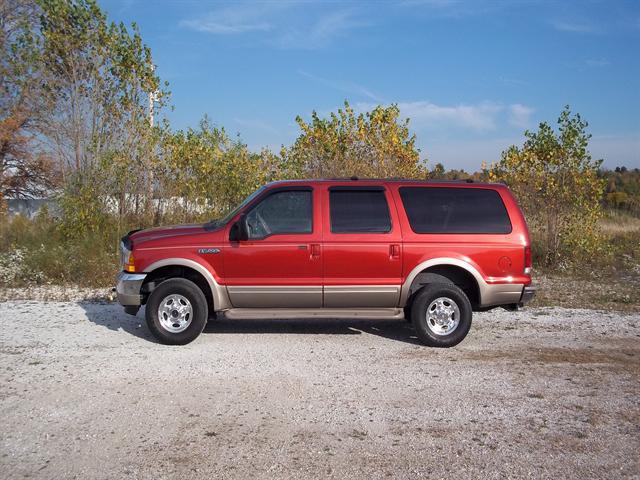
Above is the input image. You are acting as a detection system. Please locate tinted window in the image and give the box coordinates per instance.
[246,190,312,239]
[399,187,512,234]
[330,189,391,233]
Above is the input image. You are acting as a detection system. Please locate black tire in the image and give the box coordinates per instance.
[145,278,208,345]
[410,283,472,348]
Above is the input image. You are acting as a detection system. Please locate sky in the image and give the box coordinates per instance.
[101,0,640,170]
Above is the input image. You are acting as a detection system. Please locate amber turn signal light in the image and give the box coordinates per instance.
[124,252,135,272]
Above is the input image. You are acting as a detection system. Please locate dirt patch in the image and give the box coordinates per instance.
[457,346,640,373]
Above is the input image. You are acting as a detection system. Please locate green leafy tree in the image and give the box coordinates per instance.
[429,162,446,179]
[282,101,426,178]
[487,106,604,267]
[160,118,282,222]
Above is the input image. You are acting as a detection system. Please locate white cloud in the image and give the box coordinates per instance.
[509,104,535,128]
[405,101,502,130]
[274,10,371,49]
[357,101,508,131]
[181,4,370,49]
[180,4,273,34]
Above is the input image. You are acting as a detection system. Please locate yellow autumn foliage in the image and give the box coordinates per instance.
[281,101,426,179]
[486,106,605,267]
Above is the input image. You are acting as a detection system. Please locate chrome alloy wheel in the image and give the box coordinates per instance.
[157,294,193,333]
[426,297,460,336]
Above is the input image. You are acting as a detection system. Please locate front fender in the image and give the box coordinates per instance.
[144,257,232,311]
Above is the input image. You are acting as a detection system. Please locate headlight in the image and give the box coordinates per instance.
[120,241,135,272]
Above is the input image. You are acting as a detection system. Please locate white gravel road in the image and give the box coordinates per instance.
[1,302,638,479]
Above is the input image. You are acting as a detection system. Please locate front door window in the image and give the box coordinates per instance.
[245,190,312,239]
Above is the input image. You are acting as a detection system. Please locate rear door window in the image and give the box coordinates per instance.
[329,187,391,233]
[399,187,512,234]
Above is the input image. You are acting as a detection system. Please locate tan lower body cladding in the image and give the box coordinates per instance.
[226,283,523,309]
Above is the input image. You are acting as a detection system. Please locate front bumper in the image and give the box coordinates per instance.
[519,285,537,305]
[116,272,147,306]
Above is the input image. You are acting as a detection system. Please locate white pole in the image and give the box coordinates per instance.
[148,62,156,127]
[149,90,154,127]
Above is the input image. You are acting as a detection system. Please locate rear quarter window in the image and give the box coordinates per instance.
[329,188,391,233]
[399,187,512,234]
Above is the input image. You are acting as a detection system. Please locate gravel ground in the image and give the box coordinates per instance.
[1,302,638,479]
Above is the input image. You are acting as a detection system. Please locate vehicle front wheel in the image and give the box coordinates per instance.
[410,283,472,348]
[145,278,208,345]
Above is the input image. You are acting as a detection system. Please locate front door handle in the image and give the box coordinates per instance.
[310,243,321,259]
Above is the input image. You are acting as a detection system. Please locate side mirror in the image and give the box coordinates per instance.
[229,214,249,242]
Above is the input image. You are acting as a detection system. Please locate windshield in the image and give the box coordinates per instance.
[205,186,266,229]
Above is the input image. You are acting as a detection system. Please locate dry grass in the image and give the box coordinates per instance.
[531,273,640,312]
[599,209,640,234]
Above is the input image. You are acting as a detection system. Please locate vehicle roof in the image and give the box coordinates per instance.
[264,178,507,188]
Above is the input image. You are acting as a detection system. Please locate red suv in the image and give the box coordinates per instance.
[116,179,535,347]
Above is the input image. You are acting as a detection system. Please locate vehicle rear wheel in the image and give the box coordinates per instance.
[411,283,472,347]
[145,278,208,345]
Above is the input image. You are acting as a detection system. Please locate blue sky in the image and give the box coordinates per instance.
[102,0,640,170]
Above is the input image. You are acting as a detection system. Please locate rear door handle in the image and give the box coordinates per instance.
[310,243,321,259]
[390,244,401,259]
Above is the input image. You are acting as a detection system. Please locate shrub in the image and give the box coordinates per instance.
[487,106,605,268]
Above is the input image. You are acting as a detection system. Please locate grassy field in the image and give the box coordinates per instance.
[599,208,640,234]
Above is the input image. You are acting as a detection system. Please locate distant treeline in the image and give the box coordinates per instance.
[600,167,640,215]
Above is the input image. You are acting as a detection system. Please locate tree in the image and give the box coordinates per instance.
[487,106,604,266]
[31,0,170,229]
[160,118,282,221]
[35,0,164,173]
[281,101,426,178]
[0,0,59,200]
[430,162,446,179]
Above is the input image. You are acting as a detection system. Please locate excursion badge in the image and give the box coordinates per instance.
[198,248,220,254]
